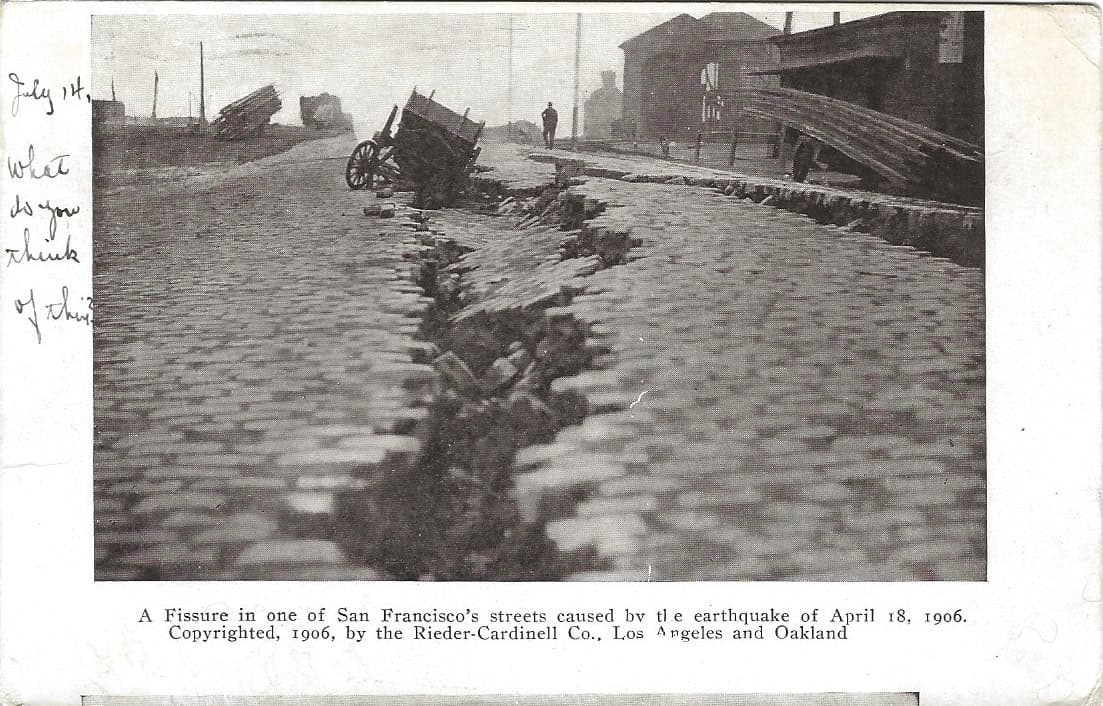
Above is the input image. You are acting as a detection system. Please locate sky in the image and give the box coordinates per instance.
[90,8,881,136]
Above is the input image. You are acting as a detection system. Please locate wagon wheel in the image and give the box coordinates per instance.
[345,140,399,190]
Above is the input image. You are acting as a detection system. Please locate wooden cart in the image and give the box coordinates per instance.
[345,89,484,208]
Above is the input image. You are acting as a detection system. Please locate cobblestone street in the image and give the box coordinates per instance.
[94,138,985,581]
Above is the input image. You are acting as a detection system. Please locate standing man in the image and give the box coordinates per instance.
[541,102,559,149]
[792,134,819,183]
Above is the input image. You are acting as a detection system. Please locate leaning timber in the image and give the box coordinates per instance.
[211,84,282,141]
[743,87,984,204]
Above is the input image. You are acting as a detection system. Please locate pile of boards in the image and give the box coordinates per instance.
[211,85,282,141]
[744,87,983,204]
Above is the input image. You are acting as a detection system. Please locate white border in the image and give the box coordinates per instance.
[1,4,1100,706]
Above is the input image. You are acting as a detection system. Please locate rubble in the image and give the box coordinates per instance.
[333,182,632,580]
[432,351,481,397]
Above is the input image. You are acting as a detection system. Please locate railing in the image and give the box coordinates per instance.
[683,129,781,165]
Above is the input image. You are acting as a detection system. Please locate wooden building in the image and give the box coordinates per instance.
[764,12,984,144]
[620,12,781,141]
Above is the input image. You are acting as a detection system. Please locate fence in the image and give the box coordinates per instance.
[680,129,781,165]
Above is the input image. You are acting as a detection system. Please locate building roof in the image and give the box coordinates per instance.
[620,12,780,51]
[770,11,938,46]
[619,13,699,50]
[749,49,901,74]
[698,12,781,43]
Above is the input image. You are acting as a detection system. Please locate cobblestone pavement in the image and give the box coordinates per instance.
[95,136,434,579]
[475,144,986,581]
[94,137,984,581]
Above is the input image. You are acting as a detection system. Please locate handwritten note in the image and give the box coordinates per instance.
[3,72,93,344]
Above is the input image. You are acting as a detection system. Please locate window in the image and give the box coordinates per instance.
[700,62,720,91]
[701,62,722,124]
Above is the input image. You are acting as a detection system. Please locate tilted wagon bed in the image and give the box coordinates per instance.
[346,89,484,208]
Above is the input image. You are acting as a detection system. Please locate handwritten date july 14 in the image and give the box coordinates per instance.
[13,287,92,344]
[8,72,90,117]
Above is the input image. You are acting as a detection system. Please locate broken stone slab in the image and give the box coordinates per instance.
[376,187,394,198]
[507,347,533,372]
[432,351,481,397]
[506,390,556,426]
[363,204,382,216]
[379,202,397,218]
[479,356,521,395]
[513,369,542,392]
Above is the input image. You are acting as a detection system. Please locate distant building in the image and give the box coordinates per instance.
[764,12,984,144]
[300,93,353,131]
[620,12,781,141]
[92,99,125,123]
[483,119,539,144]
[583,71,623,140]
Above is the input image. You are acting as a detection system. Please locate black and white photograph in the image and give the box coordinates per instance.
[91,9,986,582]
[3,3,1102,705]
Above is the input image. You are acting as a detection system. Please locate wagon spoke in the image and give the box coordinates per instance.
[345,140,380,190]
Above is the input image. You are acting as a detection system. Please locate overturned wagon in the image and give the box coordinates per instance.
[346,89,484,208]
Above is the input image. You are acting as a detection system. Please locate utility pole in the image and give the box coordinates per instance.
[507,15,513,142]
[152,70,158,119]
[111,78,116,102]
[571,13,581,150]
[775,12,795,162]
[189,91,193,122]
[199,41,207,127]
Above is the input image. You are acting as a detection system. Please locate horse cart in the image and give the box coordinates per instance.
[345,89,484,208]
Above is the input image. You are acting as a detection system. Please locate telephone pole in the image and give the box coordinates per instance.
[571,13,581,150]
[199,41,207,127]
[507,15,513,141]
[152,70,158,119]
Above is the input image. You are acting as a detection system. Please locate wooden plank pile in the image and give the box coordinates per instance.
[743,87,983,204]
[211,84,282,141]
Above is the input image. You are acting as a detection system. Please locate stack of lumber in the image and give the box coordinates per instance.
[211,84,282,141]
[743,87,983,204]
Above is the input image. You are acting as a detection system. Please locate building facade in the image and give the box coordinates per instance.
[583,71,623,140]
[767,12,984,144]
[620,12,781,141]
[92,99,125,123]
